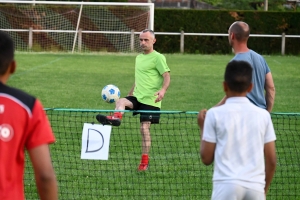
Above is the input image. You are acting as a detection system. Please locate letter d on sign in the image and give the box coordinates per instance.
[85,128,104,153]
[81,123,112,160]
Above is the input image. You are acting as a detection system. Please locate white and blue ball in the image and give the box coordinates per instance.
[101,84,120,103]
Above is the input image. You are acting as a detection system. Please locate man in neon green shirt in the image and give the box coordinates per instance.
[96,29,171,171]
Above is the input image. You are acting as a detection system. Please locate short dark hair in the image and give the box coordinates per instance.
[141,29,155,38]
[0,31,14,75]
[229,21,250,42]
[224,60,253,93]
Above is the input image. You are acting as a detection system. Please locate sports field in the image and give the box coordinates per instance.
[9,53,300,112]
[9,53,300,199]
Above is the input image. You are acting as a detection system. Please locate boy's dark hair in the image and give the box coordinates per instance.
[224,60,253,93]
[0,31,14,75]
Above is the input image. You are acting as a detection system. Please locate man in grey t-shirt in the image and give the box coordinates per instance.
[216,21,275,112]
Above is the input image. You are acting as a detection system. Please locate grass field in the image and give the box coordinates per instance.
[10,53,300,199]
[9,52,300,112]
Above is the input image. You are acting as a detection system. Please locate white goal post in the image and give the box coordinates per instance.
[0,1,154,53]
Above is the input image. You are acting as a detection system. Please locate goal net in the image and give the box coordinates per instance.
[0,1,154,53]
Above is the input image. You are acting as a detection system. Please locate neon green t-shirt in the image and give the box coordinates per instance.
[133,50,170,108]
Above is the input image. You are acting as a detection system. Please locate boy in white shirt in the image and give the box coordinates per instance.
[198,60,277,200]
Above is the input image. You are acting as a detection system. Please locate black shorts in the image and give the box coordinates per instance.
[125,96,160,124]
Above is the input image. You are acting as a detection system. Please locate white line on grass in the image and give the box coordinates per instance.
[11,58,62,78]
[272,60,281,65]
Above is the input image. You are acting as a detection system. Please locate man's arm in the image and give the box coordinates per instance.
[127,83,135,96]
[215,95,227,107]
[200,140,216,165]
[265,72,275,112]
[197,109,215,165]
[28,144,58,200]
[155,72,170,103]
[264,141,277,195]
[161,71,171,91]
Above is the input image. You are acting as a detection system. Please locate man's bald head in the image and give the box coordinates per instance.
[229,21,250,42]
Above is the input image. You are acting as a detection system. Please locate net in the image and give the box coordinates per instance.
[0,1,154,53]
[24,110,300,199]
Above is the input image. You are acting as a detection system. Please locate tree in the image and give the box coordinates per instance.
[199,0,287,11]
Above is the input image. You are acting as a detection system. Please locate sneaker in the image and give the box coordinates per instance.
[138,163,149,171]
[96,112,122,126]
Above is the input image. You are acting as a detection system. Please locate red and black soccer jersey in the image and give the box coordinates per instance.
[0,82,55,200]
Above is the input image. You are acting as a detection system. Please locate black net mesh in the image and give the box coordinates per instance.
[24,110,300,199]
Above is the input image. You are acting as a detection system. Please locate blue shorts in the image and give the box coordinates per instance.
[125,96,160,124]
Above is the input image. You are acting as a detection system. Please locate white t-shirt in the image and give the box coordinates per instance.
[203,97,276,193]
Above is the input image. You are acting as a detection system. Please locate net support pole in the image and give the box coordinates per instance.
[281,32,285,56]
[28,27,33,50]
[130,29,135,52]
[78,28,82,52]
[180,31,184,53]
[72,3,83,54]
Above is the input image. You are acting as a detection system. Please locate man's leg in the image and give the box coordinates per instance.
[96,97,133,126]
[138,121,151,171]
[137,105,160,171]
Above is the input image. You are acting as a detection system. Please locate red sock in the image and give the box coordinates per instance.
[113,112,122,119]
[141,154,149,164]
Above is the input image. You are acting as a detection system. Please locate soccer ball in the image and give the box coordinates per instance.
[101,84,121,103]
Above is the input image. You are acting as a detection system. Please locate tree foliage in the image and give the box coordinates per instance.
[200,0,289,11]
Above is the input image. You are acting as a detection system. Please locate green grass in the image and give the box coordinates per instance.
[11,53,300,199]
[10,52,300,112]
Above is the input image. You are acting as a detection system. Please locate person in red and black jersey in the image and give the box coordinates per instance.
[0,31,58,200]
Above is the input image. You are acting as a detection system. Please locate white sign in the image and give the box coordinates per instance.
[81,123,112,160]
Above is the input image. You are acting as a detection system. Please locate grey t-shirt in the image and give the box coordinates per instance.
[231,50,271,109]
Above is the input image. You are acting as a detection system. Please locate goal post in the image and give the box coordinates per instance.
[0,1,154,53]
